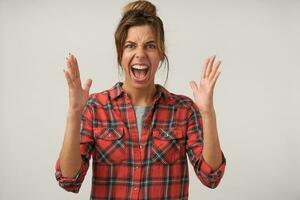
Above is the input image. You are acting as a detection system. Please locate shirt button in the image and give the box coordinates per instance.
[135,166,139,169]
[139,145,143,149]
[134,187,138,191]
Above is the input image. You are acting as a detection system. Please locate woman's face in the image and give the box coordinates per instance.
[121,25,161,90]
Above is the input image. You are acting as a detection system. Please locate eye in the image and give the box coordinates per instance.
[125,44,135,49]
[147,43,156,49]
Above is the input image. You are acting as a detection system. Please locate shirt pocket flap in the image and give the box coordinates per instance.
[94,127,124,141]
[153,128,184,140]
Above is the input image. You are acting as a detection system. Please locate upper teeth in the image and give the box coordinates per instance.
[132,65,148,70]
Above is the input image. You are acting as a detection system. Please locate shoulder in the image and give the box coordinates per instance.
[159,85,200,115]
[87,90,110,106]
[171,93,194,107]
[86,82,122,107]
[159,86,196,109]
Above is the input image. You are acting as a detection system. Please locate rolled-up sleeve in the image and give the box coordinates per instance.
[186,103,226,189]
[55,101,95,193]
[55,158,90,193]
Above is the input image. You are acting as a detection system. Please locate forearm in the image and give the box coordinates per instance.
[201,109,223,171]
[59,109,82,177]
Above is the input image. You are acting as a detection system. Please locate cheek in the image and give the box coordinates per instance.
[121,53,132,70]
[151,55,162,71]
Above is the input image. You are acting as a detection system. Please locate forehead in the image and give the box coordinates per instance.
[126,25,156,42]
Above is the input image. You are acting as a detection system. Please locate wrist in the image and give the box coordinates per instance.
[199,108,215,117]
[67,108,83,117]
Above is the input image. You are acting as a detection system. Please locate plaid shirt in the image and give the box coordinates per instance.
[55,82,226,200]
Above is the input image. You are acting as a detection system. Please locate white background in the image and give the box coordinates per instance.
[1,0,300,199]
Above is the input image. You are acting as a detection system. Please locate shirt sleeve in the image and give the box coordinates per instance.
[55,102,95,193]
[186,102,226,189]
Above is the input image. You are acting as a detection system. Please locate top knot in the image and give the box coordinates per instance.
[122,0,157,17]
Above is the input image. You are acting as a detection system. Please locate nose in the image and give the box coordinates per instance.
[135,46,146,59]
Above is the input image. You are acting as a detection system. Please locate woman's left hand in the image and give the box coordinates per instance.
[189,55,221,115]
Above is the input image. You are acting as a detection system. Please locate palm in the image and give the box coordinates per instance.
[64,54,92,112]
[190,55,221,114]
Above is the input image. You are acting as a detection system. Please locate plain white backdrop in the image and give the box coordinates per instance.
[1,0,300,199]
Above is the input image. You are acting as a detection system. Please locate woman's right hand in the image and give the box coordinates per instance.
[64,53,92,113]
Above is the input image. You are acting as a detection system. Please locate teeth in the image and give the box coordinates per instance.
[131,64,148,70]
[131,64,148,79]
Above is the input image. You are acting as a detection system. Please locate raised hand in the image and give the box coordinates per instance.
[189,55,221,115]
[64,53,92,113]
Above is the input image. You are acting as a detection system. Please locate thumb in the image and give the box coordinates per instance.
[83,79,92,92]
[189,81,198,93]
[189,81,199,102]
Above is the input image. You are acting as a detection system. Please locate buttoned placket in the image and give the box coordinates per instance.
[125,96,143,199]
[132,130,149,199]
[124,90,161,199]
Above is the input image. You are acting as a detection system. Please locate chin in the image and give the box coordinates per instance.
[125,78,154,91]
[132,80,152,89]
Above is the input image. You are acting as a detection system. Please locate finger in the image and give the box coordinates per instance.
[201,57,210,79]
[83,79,93,92]
[189,81,200,101]
[64,70,74,88]
[71,54,80,79]
[69,54,82,86]
[66,57,74,81]
[71,54,81,87]
[189,80,199,93]
[205,55,216,78]
[68,53,77,80]
[212,71,221,88]
[74,56,80,79]
[208,60,221,80]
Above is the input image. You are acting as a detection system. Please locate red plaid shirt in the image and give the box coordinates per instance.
[55,82,226,200]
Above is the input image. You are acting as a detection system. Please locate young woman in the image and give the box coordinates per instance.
[55,1,226,199]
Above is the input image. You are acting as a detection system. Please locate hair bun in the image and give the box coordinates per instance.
[122,0,157,17]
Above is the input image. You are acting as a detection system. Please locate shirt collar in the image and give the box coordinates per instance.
[109,82,172,102]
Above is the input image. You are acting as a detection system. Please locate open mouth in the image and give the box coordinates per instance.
[130,64,149,80]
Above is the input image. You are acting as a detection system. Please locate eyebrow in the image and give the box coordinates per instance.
[125,40,156,44]
[146,40,156,44]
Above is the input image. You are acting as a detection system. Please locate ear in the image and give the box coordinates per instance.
[158,60,163,69]
[159,53,166,63]
[160,53,165,61]
[160,53,167,66]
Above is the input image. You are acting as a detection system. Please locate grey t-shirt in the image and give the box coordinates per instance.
[133,106,151,139]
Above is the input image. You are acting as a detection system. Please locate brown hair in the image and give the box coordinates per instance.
[114,0,169,84]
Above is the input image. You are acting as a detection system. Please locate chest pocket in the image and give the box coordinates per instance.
[151,128,185,164]
[93,127,126,165]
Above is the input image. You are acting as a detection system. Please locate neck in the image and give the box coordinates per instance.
[122,82,156,106]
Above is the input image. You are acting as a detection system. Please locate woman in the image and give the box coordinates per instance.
[55,1,226,199]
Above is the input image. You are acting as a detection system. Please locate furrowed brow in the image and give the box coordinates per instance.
[146,40,156,44]
[125,41,136,44]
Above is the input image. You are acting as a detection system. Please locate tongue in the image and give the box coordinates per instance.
[133,69,147,79]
